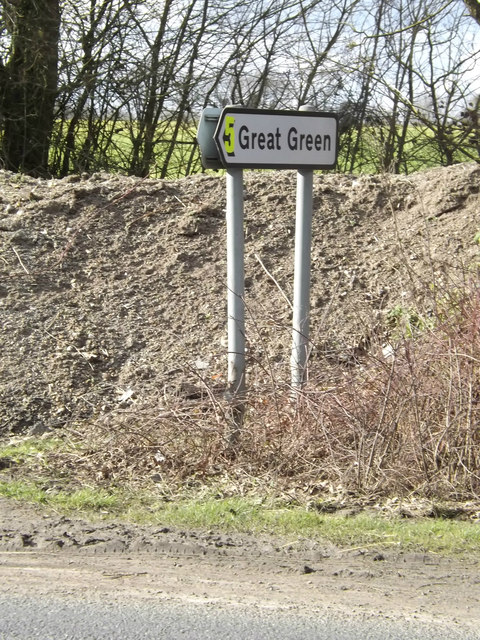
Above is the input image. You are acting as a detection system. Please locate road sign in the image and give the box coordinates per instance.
[196,105,340,421]
[214,107,338,170]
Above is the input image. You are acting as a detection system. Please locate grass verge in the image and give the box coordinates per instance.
[0,476,479,556]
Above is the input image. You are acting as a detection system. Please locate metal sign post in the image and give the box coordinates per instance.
[291,168,314,393]
[225,167,246,434]
[291,105,315,395]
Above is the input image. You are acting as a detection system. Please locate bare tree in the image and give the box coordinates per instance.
[336,0,479,171]
[51,0,137,175]
[0,0,477,177]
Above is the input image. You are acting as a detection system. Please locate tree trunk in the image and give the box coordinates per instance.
[1,0,60,176]
[464,0,480,25]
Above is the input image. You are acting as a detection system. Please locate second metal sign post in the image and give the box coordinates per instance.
[290,105,317,394]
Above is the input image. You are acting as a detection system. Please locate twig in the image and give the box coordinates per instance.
[11,246,30,274]
[126,209,158,231]
[254,253,293,310]
[172,194,187,207]
[339,541,399,553]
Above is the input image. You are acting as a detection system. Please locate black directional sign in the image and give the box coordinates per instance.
[213,107,338,170]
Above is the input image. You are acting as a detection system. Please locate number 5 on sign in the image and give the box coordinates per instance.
[223,116,235,156]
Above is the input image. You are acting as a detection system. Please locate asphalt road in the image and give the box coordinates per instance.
[0,593,475,640]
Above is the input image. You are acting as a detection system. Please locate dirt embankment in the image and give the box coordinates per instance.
[1,163,478,437]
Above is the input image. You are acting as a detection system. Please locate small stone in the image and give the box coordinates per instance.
[302,565,316,574]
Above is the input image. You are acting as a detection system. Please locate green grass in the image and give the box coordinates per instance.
[0,479,121,512]
[337,124,478,174]
[50,118,203,179]
[0,436,65,464]
[1,477,479,555]
[49,118,479,179]
[1,436,480,555]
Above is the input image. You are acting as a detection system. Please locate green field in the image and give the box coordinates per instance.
[49,119,479,179]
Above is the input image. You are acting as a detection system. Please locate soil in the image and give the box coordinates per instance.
[1,164,480,627]
[1,496,479,633]
[1,163,479,438]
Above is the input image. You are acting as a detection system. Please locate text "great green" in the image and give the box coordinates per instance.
[238,125,332,152]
